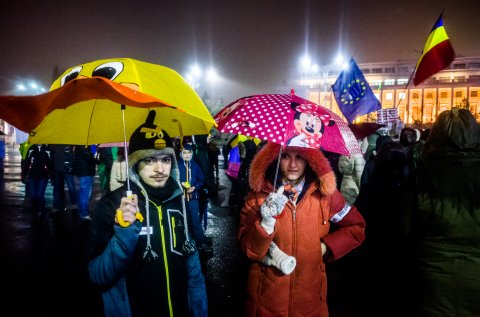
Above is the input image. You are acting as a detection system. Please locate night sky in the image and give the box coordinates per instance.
[0,0,479,103]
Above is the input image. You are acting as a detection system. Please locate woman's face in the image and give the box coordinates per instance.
[279,149,306,183]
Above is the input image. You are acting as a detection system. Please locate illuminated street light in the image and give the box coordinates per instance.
[206,67,218,83]
[184,63,222,112]
[15,80,46,96]
[297,53,347,107]
[3,79,47,143]
[299,55,319,75]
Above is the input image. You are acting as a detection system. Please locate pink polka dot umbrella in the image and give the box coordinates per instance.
[214,93,361,155]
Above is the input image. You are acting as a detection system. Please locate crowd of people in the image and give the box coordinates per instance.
[14,107,480,316]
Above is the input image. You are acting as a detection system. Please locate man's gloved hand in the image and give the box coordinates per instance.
[260,186,288,234]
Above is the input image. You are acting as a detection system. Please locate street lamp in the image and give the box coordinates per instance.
[297,53,348,110]
[298,54,320,98]
[7,79,47,143]
[184,64,222,112]
[15,80,46,96]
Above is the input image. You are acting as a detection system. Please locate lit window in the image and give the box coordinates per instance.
[426,93,433,99]
[455,91,463,98]
[440,91,448,98]
[384,79,395,85]
[385,92,393,100]
[397,78,409,85]
[412,93,419,99]
[471,91,478,97]
[399,92,406,100]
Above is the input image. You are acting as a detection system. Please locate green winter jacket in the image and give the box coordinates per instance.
[410,108,480,317]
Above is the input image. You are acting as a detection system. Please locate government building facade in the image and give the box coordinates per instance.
[300,56,480,126]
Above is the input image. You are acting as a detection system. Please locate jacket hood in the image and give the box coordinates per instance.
[423,108,480,158]
[249,142,337,196]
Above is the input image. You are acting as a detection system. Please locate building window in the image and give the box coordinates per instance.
[471,91,478,97]
[372,68,382,74]
[453,63,466,69]
[399,92,406,100]
[440,91,448,98]
[469,63,480,69]
[385,92,393,100]
[361,68,370,74]
[469,75,480,81]
[370,79,383,87]
[397,78,408,85]
[397,66,409,73]
[384,67,395,73]
[412,93,419,99]
[438,77,451,83]
[384,79,395,85]
[455,91,463,98]
[454,76,466,83]
[426,93,433,99]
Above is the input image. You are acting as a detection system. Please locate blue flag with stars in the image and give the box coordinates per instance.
[332,58,381,124]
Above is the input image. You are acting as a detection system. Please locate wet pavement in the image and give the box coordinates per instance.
[0,144,355,317]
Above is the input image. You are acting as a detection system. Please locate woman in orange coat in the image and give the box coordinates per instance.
[238,143,366,316]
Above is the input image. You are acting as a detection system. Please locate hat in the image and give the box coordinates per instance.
[128,110,176,169]
[182,143,194,152]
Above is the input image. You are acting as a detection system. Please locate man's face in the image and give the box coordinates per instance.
[137,155,172,188]
[279,149,307,183]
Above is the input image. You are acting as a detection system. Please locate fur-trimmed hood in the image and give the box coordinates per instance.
[249,142,337,196]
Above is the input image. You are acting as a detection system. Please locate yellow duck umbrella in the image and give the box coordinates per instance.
[0,57,216,145]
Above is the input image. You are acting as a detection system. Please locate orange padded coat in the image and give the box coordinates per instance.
[238,143,366,317]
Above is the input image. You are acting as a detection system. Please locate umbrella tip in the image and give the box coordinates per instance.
[290,89,295,95]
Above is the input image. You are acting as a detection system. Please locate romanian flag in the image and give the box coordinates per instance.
[413,13,455,86]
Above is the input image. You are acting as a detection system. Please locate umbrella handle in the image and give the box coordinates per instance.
[272,146,283,191]
[117,190,144,227]
[121,105,131,192]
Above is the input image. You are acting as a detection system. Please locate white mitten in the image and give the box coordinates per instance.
[262,241,296,275]
[260,186,288,234]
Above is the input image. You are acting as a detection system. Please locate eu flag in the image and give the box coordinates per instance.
[332,58,381,124]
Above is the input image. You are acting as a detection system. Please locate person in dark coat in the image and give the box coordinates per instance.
[360,135,393,189]
[178,143,212,253]
[25,144,54,218]
[74,145,98,220]
[354,140,412,315]
[88,111,207,317]
[407,108,480,317]
[231,139,257,224]
[51,144,77,212]
[193,134,216,232]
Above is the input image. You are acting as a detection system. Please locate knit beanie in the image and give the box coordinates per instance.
[127,110,178,180]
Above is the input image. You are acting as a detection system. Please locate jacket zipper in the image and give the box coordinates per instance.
[289,202,297,316]
[150,201,174,317]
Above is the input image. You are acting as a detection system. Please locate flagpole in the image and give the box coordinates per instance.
[394,65,417,109]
